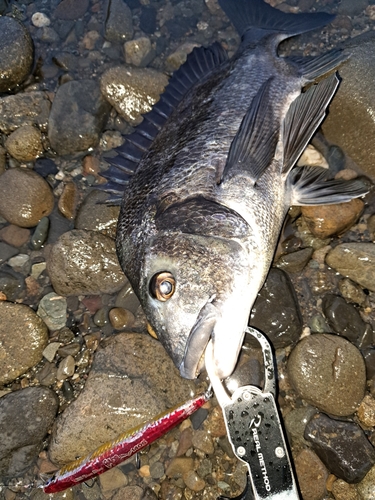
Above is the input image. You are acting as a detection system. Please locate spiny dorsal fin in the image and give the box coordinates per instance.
[221,77,279,185]
[100,43,228,204]
[282,73,339,177]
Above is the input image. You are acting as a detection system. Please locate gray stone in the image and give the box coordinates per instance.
[305,413,375,483]
[275,247,313,273]
[338,0,369,17]
[75,190,119,239]
[0,301,48,385]
[48,333,195,464]
[0,387,58,478]
[0,271,24,301]
[0,92,50,135]
[30,216,50,250]
[37,292,67,331]
[250,268,302,349]
[357,465,375,499]
[48,80,111,155]
[288,334,366,416]
[46,229,126,296]
[0,17,33,92]
[124,37,155,67]
[284,406,318,449]
[104,0,134,43]
[326,243,375,292]
[339,278,368,307]
[0,242,18,265]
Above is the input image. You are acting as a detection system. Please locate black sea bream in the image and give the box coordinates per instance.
[104,0,368,379]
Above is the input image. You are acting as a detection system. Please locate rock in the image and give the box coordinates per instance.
[31,12,51,28]
[305,413,375,483]
[287,334,366,416]
[34,158,58,178]
[46,229,125,296]
[140,6,157,34]
[322,294,369,346]
[30,216,50,250]
[124,37,155,67]
[37,292,67,331]
[301,199,364,239]
[275,247,313,273]
[0,271,24,302]
[109,307,135,329]
[57,181,79,220]
[357,395,375,427]
[326,243,375,292]
[322,32,375,180]
[48,80,111,155]
[0,225,30,247]
[115,281,141,314]
[56,355,75,380]
[0,169,54,228]
[284,406,318,449]
[112,485,143,500]
[149,462,164,479]
[338,0,369,17]
[75,190,119,239]
[0,301,48,385]
[357,464,375,499]
[176,427,193,457]
[0,17,33,92]
[100,66,169,125]
[192,430,214,455]
[294,448,329,500]
[104,0,134,43]
[338,278,367,307]
[8,254,30,273]
[48,333,195,464]
[0,242,18,265]
[99,467,128,494]
[0,92,50,135]
[331,479,359,500]
[5,125,43,162]
[165,43,199,73]
[250,268,302,349]
[54,0,89,20]
[42,342,61,363]
[183,470,205,491]
[166,457,194,478]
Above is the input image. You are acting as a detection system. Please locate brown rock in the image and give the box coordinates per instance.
[5,125,43,162]
[204,405,227,437]
[58,181,79,220]
[301,198,364,239]
[82,155,100,177]
[54,0,89,20]
[357,394,375,427]
[0,168,54,228]
[109,307,135,329]
[176,427,193,457]
[183,470,205,492]
[192,430,214,455]
[0,225,30,247]
[165,457,194,478]
[295,449,329,500]
[331,479,359,500]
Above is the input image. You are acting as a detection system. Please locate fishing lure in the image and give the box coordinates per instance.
[43,390,211,493]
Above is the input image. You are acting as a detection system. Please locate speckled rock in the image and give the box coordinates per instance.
[57,181,79,220]
[0,224,30,247]
[357,395,375,427]
[301,199,364,239]
[294,448,329,500]
[100,66,169,125]
[48,80,111,155]
[124,37,155,67]
[0,17,34,92]
[338,278,368,307]
[0,168,54,228]
[37,292,67,331]
[0,387,58,478]
[288,334,366,416]
[0,301,48,384]
[275,246,313,273]
[357,464,375,499]
[0,92,50,134]
[326,243,375,292]
[331,479,359,500]
[48,333,195,464]
[75,189,119,239]
[5,125,43,162]
[46,229,125,296]
[104,0,133,43]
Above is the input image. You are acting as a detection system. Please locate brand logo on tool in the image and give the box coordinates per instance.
[249,414,271,492]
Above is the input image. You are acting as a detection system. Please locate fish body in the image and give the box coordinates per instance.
[105,0,368,379]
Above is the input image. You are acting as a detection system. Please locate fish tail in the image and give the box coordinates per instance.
[218,0,334,43]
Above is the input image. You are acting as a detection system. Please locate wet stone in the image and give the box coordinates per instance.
[0,301,48,385]
[0,17,33,92]
[62,380,74,401]
[183,470,205,492]
[287,334,366,416]
[0,271,23,301]
[331,479,359,500]
[93,306,110,327]
[0,169,54,228]
[275,247,313,273]
[5,125,43,162]
[48,80,111,155]
[42,342,61,363]
[357,395,375,427]
[326,243,375,292]
[339,278,368,307]
[0,92,50,135]
[54,0,89,20]
[294,448,329,500]
[166,457,194,478]
[250,268,302,349]
[36,361,57,386]
[57,342,80,358]
[115,281,141,314]
[192,430,214,455]
[104,0,134,43]
[58,181,79,220]
[0,225,30,247]
[140,6,157,34]
[30,216,50,250]
[357,464,375,499]
[0,387,58,478]
[0,242,18,265]
[8,254,30,274]
[322,294,369,346]
[99,467,128,493]
[37,292,67,331]
[150,461,165,479]
[284,406,318,449]
[176,427,193,457]
[191,407,209,430]
[305,413,375,483]
[56,354,75,381]
[75,189,119,239]
[109,307,135,329]
[47,229,125,296]
[112,485,143,500]
[31,12,51,28]
[100,66,169,125]
[34,158,58,178]
[124,37,155,67]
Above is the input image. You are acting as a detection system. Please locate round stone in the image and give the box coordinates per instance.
[109,307,135,329]
[0,168,54,228]
[5,125,44,162]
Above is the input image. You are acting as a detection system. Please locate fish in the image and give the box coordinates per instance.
[103,0,368,380]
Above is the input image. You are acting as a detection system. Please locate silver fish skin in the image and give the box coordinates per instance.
[108,0,369,379]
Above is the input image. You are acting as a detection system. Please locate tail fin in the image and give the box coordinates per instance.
[218,0,334,42]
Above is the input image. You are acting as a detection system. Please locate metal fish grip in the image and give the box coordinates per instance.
[206,327,300,500]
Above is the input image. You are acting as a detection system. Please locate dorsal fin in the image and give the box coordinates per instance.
[101,43,228,204]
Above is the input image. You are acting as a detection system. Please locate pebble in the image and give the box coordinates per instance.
[104,0,134,43]
[287,334,366,416]
[0,242,18,265]
[8,253,30,273]
[326,243,375,292]
[109,307,135,329]
[275,246,313,273]
[57,342,80,358]
[192,430,214,455]
[0,169,54,228]
[42,342,61,363]
[183,470,205,491]
[0,17,33,92]
[0,387,58,478]
[31,262,47,280]
[150,461,165,479]
[46,229,125,296]
[338,278,368,307]
[0,271,24,301]
[54,0,89,20]
[176,427,193,457]
[56,354,75,380]
[75,189,120,239]
[284,406,318,449]
[0,224,30,247]
[338,0,369,17]
[165,43,199,72]
[250,268,302,349]
[5,125,44,162]
[31,12,51,28]
[115,281,141,314]
[100,129,125,151]
[294,449,329,500]
[0,301,48,385]
[357,464,375,499]
[99,466,128,493]
[100,66,169,125]
[305,413,375,483]
[30,216,50,249]
[331,479,359,500]
[124,37,155,67]
[112,485,144,500]
[37,292,67,331]
[48,80,111,155]
[0,145,6,175]
[48,333,195,464]
[166,457,194,478]
[301,198,364,239]
[0,92,51,135]
[58,181,79,220]
[357,394,375,427]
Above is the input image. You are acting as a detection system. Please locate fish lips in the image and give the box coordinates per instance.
[179,301,218,379]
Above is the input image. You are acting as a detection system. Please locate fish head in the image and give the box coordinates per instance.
[121,198,257,380]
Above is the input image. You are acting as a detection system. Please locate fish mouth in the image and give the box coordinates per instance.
[179,301,218,379]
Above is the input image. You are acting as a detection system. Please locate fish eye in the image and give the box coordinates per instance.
[150,272,176,301]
